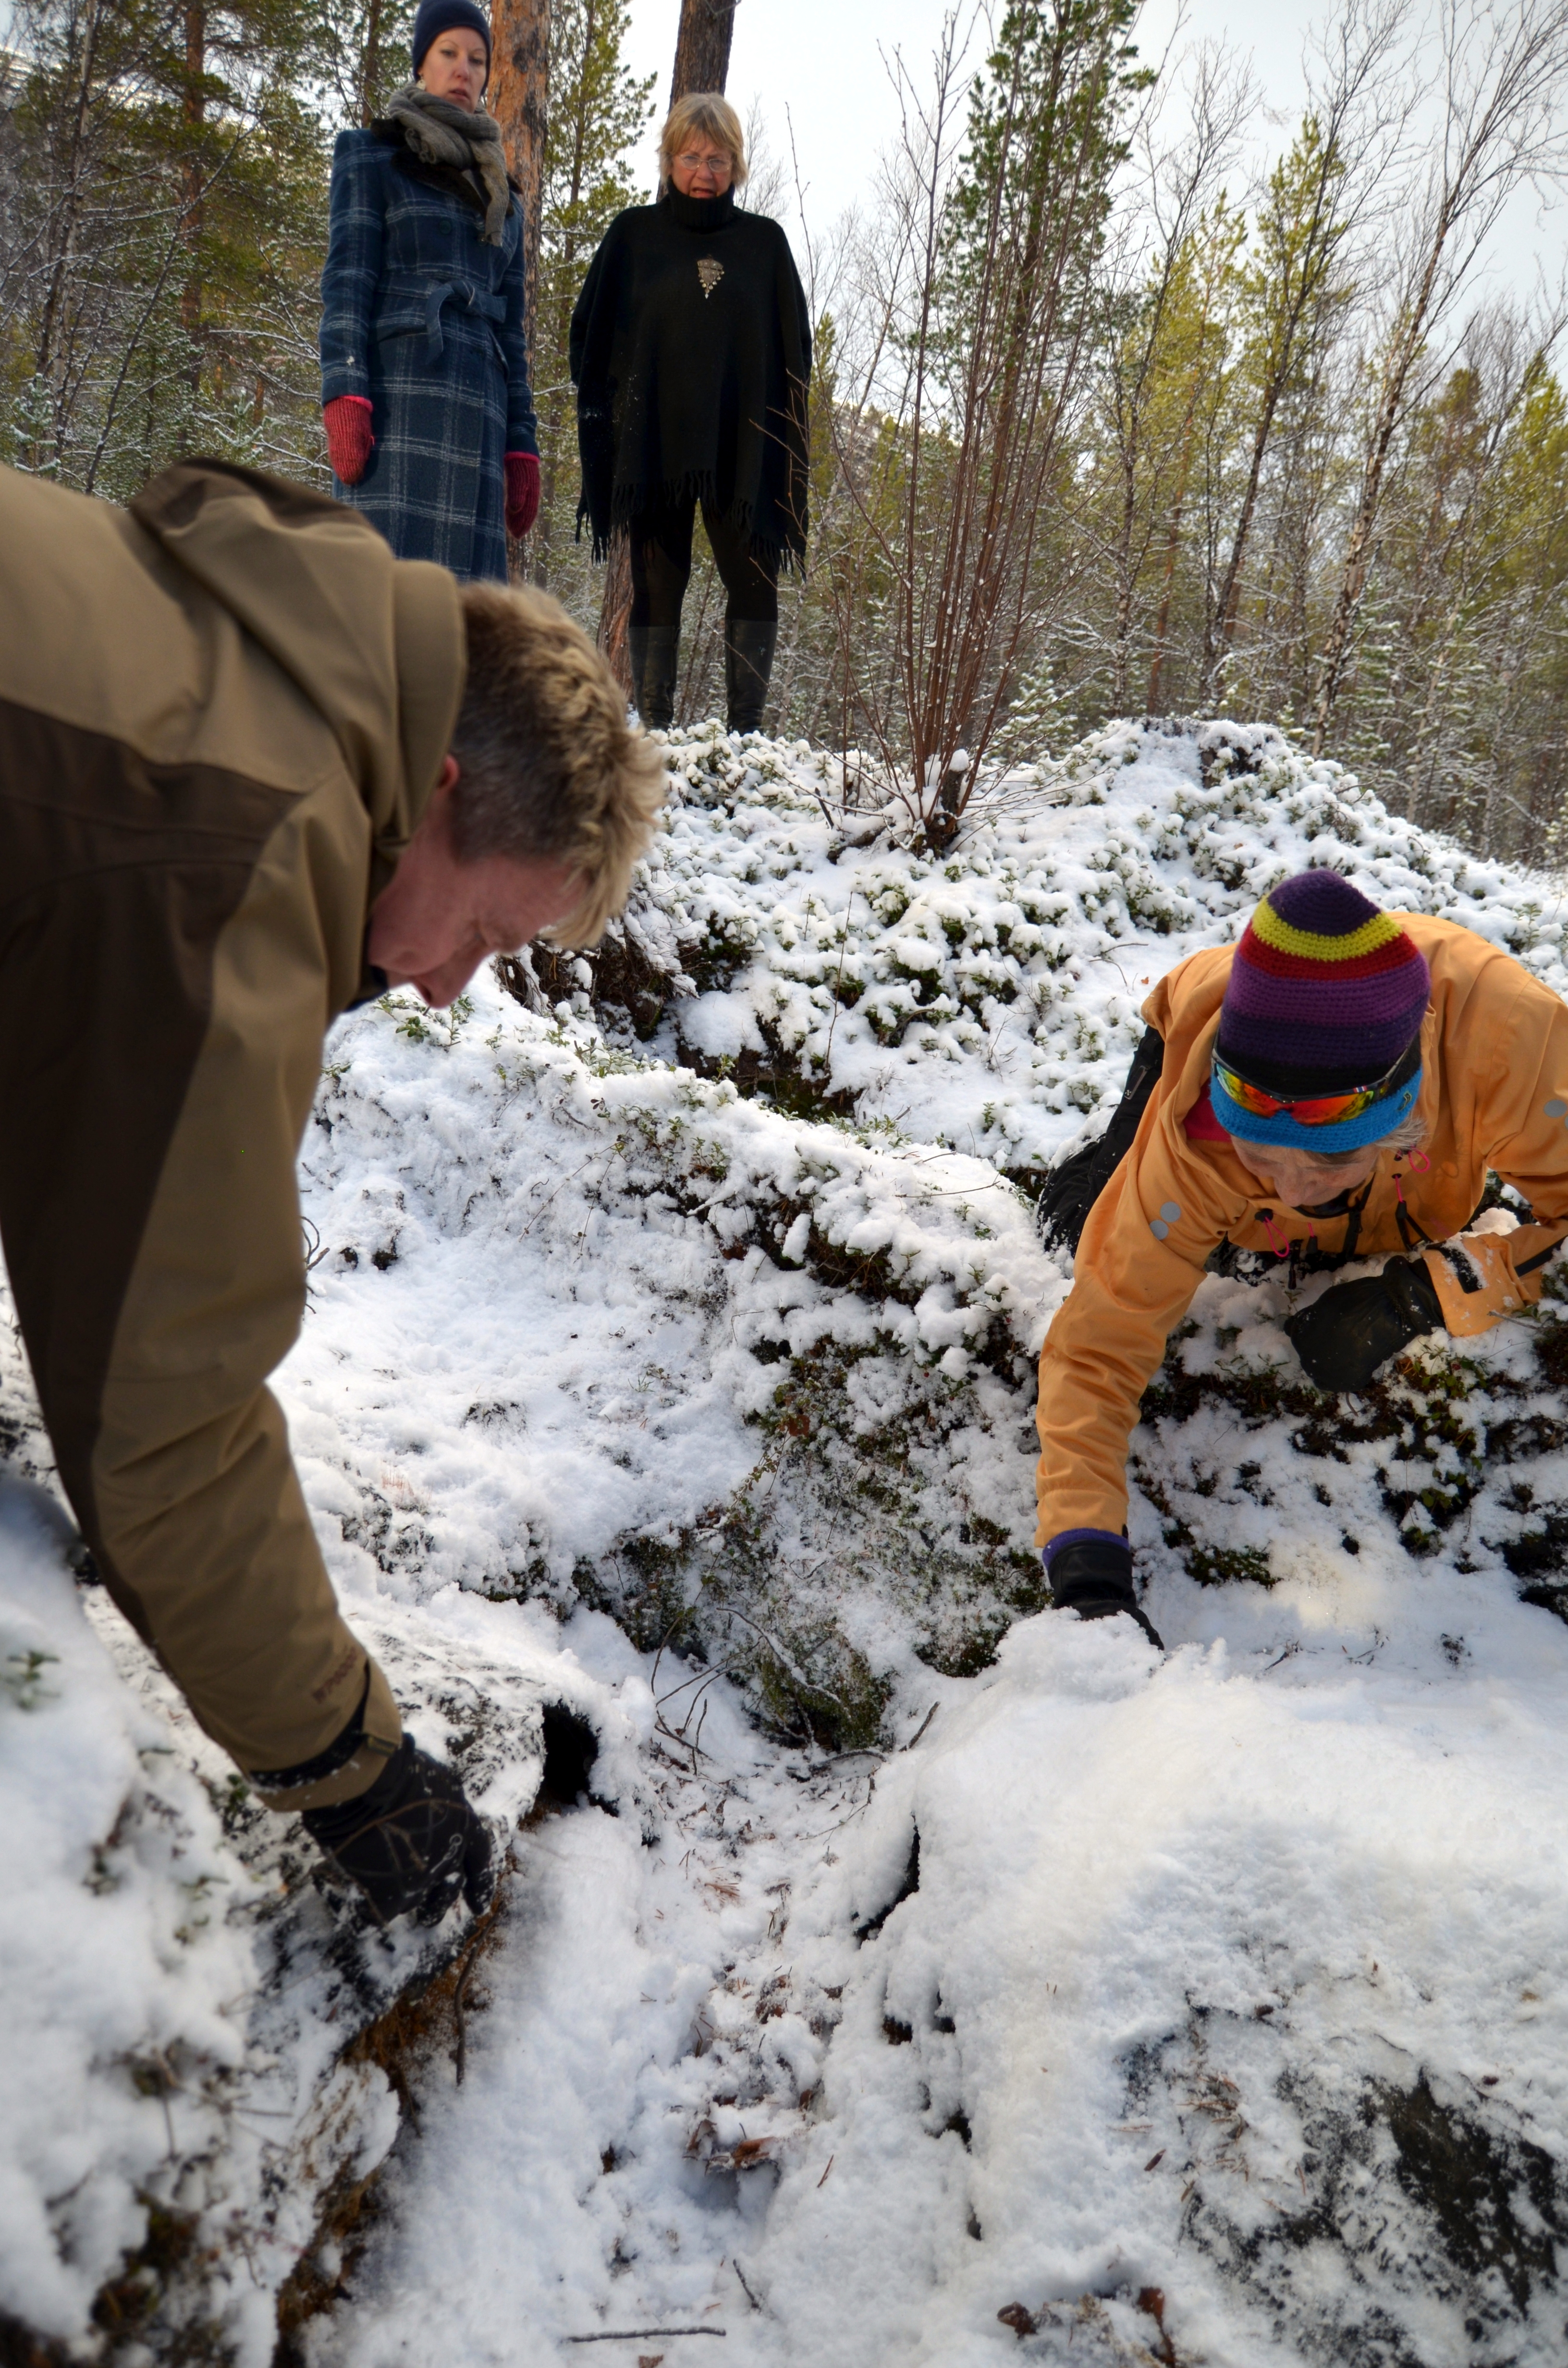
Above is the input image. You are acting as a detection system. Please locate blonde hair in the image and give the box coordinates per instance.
[451,582,666,947]
[659,92,748,191]
[1305,1111,1429,1169]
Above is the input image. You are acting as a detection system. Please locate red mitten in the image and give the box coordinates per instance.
[324,395,374,486]
[505,450,540,539]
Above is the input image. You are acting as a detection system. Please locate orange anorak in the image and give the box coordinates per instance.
[1035,914,1568,1545]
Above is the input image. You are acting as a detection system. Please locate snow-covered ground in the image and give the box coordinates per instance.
[7,719,1568,2366]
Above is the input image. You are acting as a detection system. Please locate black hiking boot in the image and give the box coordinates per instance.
[725,620,777,735]
[628,625,679,729]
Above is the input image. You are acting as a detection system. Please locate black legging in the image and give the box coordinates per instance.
[628,496,778,629]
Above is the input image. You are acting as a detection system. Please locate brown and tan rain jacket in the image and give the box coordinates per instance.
[0,459,464,1808]
[1037,914,1568,1547]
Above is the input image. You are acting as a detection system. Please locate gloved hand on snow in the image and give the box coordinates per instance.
[302,1739,495,1926]
[1285,1255,1444,1393]
[1047,1538,1164,1649]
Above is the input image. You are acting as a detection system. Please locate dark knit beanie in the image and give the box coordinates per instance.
[1213,871,1431,1150]
[412,0,491,81]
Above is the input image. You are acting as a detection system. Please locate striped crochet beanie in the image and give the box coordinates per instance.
[1213,871,1430,1151]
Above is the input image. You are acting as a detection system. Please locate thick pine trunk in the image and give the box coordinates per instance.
[490,0,551,361]
[671,0,736,101]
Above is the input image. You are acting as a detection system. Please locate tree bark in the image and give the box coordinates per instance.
[671,0,737,103]
[490,0,551,365]
[358,0,382,125]
[598,0,739,691]
[181,2,206,414]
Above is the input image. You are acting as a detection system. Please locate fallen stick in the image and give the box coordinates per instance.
[565,2333,726,2344]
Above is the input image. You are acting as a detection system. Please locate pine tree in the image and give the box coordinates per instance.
[1,0,337,495]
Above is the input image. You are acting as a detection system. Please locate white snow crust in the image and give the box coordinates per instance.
[7,718,1568,2366]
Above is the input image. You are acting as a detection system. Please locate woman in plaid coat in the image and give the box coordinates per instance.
[319,0,539,582]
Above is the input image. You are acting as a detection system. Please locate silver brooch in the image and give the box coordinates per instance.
[697,257,724,298]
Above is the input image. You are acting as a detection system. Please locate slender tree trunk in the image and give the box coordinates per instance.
[1146,391,1200,711]
[532,0,594,581]
[1109,389,1139,713]
[36,0,106,454]
[491,0,550,577]
[1196,371,1287,711]
[359,0,382,124]
[181,1,206,423]
[535,0,597,585]
[599,0,740,690]
[491,0,551,361]
[1309,238,1448,754]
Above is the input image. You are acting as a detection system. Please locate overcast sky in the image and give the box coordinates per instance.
[619,0,1566,304]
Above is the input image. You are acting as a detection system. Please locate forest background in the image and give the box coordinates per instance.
[2,0,1568,865]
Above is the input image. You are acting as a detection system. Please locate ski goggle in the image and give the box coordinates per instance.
[1211,1050,1411,1130]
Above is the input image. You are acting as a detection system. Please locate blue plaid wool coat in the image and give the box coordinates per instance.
[320,124,538,582]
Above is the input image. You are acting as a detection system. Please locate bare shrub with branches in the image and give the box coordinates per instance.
[818,0,1149,843]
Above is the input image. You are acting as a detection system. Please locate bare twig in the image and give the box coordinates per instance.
[565,2332,726,2344]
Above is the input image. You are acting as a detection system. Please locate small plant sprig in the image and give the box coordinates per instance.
[3,1648,61,1709]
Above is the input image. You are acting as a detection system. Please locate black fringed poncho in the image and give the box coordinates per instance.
[569,187,812,565]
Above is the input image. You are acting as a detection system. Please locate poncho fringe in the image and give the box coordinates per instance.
[578,468,806,571]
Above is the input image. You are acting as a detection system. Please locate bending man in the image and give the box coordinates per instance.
[0,459,663,1922]
[1037,871,1568,1640]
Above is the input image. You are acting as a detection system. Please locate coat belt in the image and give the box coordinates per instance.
[384,277,508,361]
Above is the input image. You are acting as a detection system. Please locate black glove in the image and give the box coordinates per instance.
[1285,1255,1444,1392]
[302,1740,495,1927]
[1048,1538,1164,1649]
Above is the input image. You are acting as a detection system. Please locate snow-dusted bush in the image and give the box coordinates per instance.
[564,718,1568,1182]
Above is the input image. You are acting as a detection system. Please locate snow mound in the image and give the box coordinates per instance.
[760,1606,1568,2368]
[292,967,1060,1721]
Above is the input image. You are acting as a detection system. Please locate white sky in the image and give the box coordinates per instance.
[620,0,1567,305]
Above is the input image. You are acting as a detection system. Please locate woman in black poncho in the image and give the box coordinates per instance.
[570,94,811,734]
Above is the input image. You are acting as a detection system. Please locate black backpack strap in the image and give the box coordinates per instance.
[1037,1025,1165,1255]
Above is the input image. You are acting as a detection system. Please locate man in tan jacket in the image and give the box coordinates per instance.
[0,459,663,1921]
[1036,870,1568,1643]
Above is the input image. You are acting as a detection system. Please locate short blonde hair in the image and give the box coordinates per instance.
[1307,1110,1429,1168]
[451,582,666,947]
[659,92,747,191]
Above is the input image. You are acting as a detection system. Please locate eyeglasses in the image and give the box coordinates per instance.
[1212,1048,1412,1129]
[676,152,731,171]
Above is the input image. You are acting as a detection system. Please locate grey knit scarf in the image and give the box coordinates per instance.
[384,85,512,246]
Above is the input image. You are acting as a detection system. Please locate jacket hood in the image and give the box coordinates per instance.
[130,461,464,879]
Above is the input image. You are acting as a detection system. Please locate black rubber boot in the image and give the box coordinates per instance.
[628,625,679,729]
[725,620,777,735]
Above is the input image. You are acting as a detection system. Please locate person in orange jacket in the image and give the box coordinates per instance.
[1036,870,1568,1644]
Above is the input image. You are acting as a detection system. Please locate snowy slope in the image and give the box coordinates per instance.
[6,718,1568,2366]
